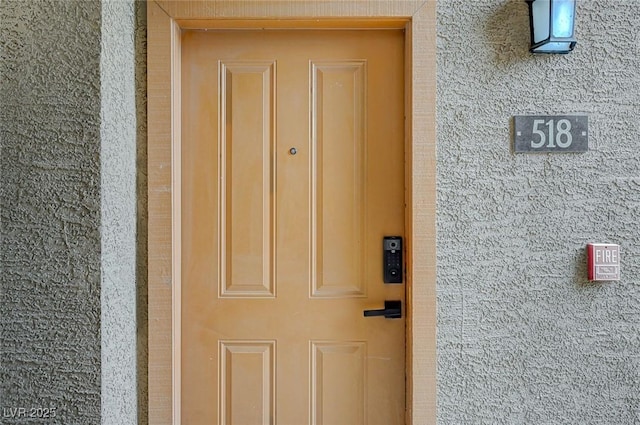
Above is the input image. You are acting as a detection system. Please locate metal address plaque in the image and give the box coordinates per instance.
[514,115,588,153]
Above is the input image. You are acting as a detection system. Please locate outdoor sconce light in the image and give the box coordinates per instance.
[526,0,577,54]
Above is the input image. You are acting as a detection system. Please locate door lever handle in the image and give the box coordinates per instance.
[363,300,402,319]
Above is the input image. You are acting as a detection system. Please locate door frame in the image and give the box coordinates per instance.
[147,1,437,424]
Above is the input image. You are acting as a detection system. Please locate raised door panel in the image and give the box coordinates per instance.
[310,61,367,298]
[218,61,276,298]
[310,341,367,425]
[219,341,275,425]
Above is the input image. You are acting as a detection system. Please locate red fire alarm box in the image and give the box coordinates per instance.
[587,243,620,281]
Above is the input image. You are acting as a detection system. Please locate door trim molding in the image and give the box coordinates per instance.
[147,2,437,424]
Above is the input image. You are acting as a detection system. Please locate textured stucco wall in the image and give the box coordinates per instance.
[2,0,146,423]
[436,0,640,423]
[0,1,102,424]
[100,0,147,424]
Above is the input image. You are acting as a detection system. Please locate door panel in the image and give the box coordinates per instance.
[218,61,276,297]
[310,341,367,425]
[219,341,275,425]
[182,29,405,425]
[310,61,367,298]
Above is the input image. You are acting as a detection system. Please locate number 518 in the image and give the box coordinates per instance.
[531,118,572,148]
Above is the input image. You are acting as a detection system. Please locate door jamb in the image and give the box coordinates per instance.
[147,2,437,424]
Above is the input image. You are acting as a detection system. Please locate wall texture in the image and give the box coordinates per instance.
[100,0,146,424]
[436,0,640,423]
[0,1,102,424]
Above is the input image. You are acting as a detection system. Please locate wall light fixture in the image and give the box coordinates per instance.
[526,0,577,54]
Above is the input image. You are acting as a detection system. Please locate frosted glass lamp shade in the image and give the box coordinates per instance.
[526,0,577,53]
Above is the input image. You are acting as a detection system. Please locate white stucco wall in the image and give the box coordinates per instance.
[100,0,146,424]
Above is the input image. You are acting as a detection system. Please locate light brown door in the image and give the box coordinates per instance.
[181,29,405,425]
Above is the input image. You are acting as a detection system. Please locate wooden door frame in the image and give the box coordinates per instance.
[147,1,437,424]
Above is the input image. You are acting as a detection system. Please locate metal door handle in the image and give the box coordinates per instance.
[363,300,402,319]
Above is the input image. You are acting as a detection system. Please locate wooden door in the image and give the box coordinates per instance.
[181,29,405,425]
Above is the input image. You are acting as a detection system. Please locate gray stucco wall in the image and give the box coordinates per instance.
[437,0,640,423]
[1,0,102,423]
[1,0,144,424]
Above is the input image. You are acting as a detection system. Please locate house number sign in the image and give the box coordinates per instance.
[514,115,588,153]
